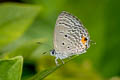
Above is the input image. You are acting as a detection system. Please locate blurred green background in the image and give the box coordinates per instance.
[0,0,120,80]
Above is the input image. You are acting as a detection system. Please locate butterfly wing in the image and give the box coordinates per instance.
[54,11,90,59]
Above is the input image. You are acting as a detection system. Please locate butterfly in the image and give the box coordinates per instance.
[50,11,91,65]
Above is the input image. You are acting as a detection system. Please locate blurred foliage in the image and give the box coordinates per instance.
[0,56,23,80]
[0,0,120,80]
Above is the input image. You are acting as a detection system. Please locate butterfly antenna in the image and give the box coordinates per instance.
[36,41,53,54]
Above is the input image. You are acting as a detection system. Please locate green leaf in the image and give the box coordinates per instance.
[28,55,79,80]
[0,3,41,51]
[0,56,23,80]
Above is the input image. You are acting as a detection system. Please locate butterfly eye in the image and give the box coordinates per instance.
[52,51,54,54]
[50,50,55,56]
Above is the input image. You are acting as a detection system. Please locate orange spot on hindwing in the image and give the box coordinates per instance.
[81,36,87,45]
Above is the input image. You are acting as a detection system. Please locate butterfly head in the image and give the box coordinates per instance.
[50,49,56,56]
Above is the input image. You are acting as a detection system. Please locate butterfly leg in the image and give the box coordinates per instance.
[55,57,59,65]
[61,59,64,64]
